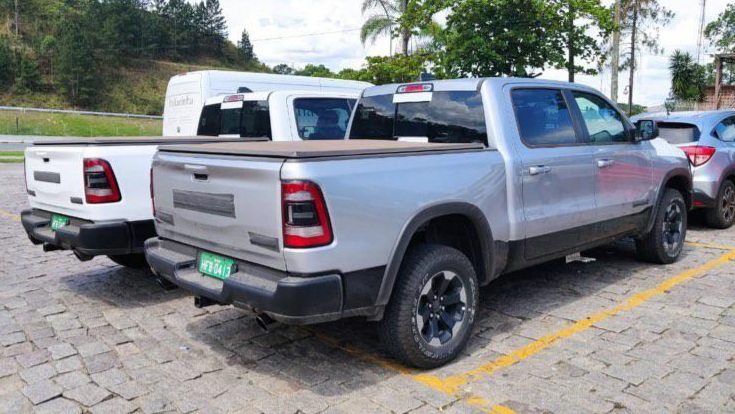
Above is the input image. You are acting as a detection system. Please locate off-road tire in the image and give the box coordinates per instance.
[636,188,687,264]
[704,180,735,229]
[378,244,478,368]
[107,253,148,269]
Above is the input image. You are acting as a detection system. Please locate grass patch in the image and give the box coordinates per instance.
[0,158,22,163]
[0,110,161,137]
[0,151,23,157]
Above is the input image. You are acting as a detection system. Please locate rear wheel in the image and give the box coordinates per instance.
[636,188,687,264]
[107,253,148,269]
[705,180,735,229]
[378,244,478,368]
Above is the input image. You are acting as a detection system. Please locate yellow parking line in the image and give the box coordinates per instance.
[414,249,735,395]
[685,241,735,251]
[0,209,20,221]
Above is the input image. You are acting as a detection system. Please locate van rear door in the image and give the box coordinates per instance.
[163,73,203,136]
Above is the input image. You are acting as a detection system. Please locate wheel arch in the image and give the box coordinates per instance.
[641,168,692,236]
[374,202,495,310]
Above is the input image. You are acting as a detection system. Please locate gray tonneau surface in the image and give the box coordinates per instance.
[32,136,263,146]
[159,139,485,159]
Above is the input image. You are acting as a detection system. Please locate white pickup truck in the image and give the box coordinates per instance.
[21,90,360,268]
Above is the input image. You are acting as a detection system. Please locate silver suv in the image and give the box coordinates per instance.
[634,111,735,228]
[145,79,692,368]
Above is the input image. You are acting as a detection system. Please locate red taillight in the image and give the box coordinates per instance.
[83,158,121,203]
[150,168,155,216]
[282,181,332,248]
[681,146,716,167]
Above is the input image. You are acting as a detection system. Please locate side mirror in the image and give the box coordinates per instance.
[635,119,659,141]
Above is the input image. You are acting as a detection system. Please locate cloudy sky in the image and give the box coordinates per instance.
[217,0,730,106]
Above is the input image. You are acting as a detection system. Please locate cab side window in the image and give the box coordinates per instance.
[714,116,735,142]
[572,92,628,143]
[512,89,578,146]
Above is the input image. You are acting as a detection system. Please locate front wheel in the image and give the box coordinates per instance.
[378,244,478,368]
[636,188,687,264]
[107,253,148,269]
[705,180,735,229]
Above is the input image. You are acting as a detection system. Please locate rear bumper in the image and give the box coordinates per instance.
[144,237,382,324]
[692,189,717,209]
[21,209,156,257]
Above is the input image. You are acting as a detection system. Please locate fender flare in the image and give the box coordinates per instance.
[375,202,494,307]
[642,167,692,235]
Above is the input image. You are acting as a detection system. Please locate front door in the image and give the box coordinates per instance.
[510,88,597,260]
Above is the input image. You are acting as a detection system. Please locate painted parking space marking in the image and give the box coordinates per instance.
[685,241,735,251]
[413,248,735,396]
[0,208,20,220]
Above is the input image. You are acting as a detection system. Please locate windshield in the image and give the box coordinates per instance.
[349,91,488,145]
[658,122,699,144]
[197,101,272,138]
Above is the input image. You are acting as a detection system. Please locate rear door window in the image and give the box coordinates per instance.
[511,89,579,146]
[658,122,700,144]
[572,92,629,143]
[294,98,355,140]
[714,116,735,142]
[350,91,487,145]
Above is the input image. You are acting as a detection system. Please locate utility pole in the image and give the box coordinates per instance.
[568,7,576,83]
[610,0,622,102]
[627,1,638,116]
[696,0,707,63]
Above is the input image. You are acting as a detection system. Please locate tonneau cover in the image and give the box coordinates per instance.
[158,139,485,159]
[32,136,265,146]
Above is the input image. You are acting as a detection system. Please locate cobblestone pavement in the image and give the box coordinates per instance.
[1,162,734,414]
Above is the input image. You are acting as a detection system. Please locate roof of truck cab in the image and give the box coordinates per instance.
[158,139,485,159]
[362,77,601,97]
[203,90,361,106]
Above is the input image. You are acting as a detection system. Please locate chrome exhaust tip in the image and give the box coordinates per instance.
[255,313,276,332]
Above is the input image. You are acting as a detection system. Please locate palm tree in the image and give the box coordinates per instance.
[360,0,410,56]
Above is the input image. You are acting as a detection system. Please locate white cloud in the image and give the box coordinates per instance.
[217,0,730,106]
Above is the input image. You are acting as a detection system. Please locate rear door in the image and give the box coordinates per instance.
[152,152,287,271]
[25,146,88,219]
[509,87,597,260]
[570,91,653,226]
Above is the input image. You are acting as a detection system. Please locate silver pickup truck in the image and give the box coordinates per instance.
[145,78,692,368]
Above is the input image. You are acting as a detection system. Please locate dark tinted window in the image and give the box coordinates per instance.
[659,122,699,144]
[715,116,735,142]
[350,91,488,145]
[294,98,355,140]
[573,92,628,143]
[512,89,578,146]
[197,104,221,136]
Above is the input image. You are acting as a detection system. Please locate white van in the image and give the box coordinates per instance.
[162,71,372,136]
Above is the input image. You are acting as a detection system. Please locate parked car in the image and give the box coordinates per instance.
[145,78,691,368]
[633,110,735,228]
[163,70,371,136]
[21,91,361,268]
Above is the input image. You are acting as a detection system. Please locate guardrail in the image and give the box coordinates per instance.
[0,106,162,120]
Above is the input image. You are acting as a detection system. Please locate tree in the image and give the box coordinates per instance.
[295,64,335,78]
[618,0,674,114]
[272,63,296,75]
[669,50,706,102]
[338,54,434,84]
[360,0,410,55]
[705,4,735,53]
[237,28,255,61]
[437,0,559,77]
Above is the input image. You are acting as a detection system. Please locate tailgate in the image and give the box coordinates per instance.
[152,152,287,271]
[25,146,88,219]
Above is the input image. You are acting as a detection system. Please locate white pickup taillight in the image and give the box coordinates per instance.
[83,158,121,203]
[680,146,716,167]
[282,181,332,248]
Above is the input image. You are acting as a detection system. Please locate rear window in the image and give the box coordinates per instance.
[349,91,488,145]
[294,98,355,140]
[197,101,272,138]
[658,122,699,144]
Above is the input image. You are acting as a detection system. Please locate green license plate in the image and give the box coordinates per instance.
[198,251,235,280]
[50,214,69,231]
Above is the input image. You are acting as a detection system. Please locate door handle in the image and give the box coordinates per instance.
[597,159,614,168]
[528,165,551,175]
[184,164,208,173]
